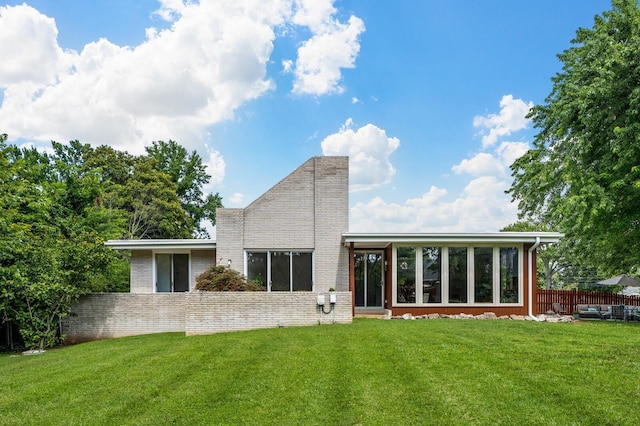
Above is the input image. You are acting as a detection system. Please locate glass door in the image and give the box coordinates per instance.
[156,253,190,292]
[355,251,384,308]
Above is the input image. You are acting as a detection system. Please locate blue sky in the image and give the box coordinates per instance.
[0,0,615,234]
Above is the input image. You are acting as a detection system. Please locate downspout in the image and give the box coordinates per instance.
[528,236,541,321]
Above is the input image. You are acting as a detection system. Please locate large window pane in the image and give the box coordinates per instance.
[422,247,441,303]
[366,253,383,307]
[173,254,190,292]
[270,251,290,291]
[449,247,467,303]
[354,253,365,307]
[500,247,519,303]
[247,252,267,288]
[474,247,493,303]
[156,254,172,293]
[397,247,416,303]
[292,252,313,291]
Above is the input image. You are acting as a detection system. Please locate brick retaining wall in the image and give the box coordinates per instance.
[185,291,352,335]
[63,292,352,343]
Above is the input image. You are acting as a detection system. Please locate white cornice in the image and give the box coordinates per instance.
[105,239,216,250]
[341,232,563,246]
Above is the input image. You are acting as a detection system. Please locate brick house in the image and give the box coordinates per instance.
[63,156,561,342]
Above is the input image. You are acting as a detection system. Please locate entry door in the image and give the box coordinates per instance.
[355,251,384,307]
[156,254,189,292]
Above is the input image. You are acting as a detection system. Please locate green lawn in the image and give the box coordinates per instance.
[1,319,638,425]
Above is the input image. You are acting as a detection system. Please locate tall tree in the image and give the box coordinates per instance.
[509,0,640,277]
[501,222,563,289]
[0,136,111,349]
[146,140,223,237]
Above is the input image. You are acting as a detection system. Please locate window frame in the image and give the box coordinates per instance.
[392,244,523,307]
[152,249,191,293]
[244,250,315,292]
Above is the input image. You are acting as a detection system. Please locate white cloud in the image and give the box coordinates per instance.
[473,94,533,147]
[228,193,245,205]
[0,1,364,158]
[350,95,532,233]
[321,119,400,191]
[350,177,518,233]
[351,97,360,104]
[497,141,529,167]
[0,4,68,87]
[291,0,365,95]
[452,152,504,176]
[203,150,226,189]
[452,141,530,177]
[282,59,294,73]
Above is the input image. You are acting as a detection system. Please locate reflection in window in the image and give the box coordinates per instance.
[422,247,441,303]
[246,251,313,292]
[247,252,267,288]
[449,247,467,303]
[397,247,416,303]
[355,253,365,306]
[156,253,189,292]
[474,247,493,303]
[500,247,519,302]
[270,251,291,291]
[292,252,313,291]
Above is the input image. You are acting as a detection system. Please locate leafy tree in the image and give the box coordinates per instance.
[509,0,640,277]
[121,157,194,239]
[0,135,217,348]
[146,140,223,236]
[0,136,103,349]
[501,222,563,289]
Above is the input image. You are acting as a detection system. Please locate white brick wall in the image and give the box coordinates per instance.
[63,291,352,342]
[130,250,152,293]
[185,291,352,335]
[216,157,349,293]
[191,249,216,286]
[63,293,186,343]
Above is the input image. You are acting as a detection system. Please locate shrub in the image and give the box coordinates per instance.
[195,266,265,291]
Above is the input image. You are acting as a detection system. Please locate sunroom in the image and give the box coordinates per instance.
[343,232,562,317]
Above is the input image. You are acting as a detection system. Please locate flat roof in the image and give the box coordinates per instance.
[342,232,563,248]
[105,239,216,250]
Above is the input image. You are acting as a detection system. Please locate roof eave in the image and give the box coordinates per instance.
[105,239,217,250]
[341,232,563,246]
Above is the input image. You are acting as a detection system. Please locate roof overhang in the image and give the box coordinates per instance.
[341,232,563,249]
[105,239,216,250]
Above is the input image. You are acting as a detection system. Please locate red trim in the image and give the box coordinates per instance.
[349,242,355,317]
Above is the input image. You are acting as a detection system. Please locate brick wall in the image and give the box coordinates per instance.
[62,293,186,343]
[63,292,352,342]
[216,156,349,292]
[130,250,152,293]
[185,291,352,335]
[216,208,244,270]
[191,249,216,286]
[313,157,349,292]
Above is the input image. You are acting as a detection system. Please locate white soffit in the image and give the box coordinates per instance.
[342,232,563,247]
[105,239,216,250]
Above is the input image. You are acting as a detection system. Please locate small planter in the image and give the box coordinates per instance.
[573,312,580,320]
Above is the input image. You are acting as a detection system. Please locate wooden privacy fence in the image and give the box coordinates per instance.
[537,289,640,314]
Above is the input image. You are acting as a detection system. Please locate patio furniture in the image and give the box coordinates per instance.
[611,305,626,321]
[626,306,639,321]
[576,304,611,320]
[552,303,567,315]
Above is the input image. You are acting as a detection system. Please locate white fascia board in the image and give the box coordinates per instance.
[105,239,216,250]
[342,232,563,246]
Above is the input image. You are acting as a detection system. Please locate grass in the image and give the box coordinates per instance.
[1,318,639,425]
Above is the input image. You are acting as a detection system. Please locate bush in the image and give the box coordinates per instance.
[195,266,265,291]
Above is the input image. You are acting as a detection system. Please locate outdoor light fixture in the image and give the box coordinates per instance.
[227,259,232,267]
